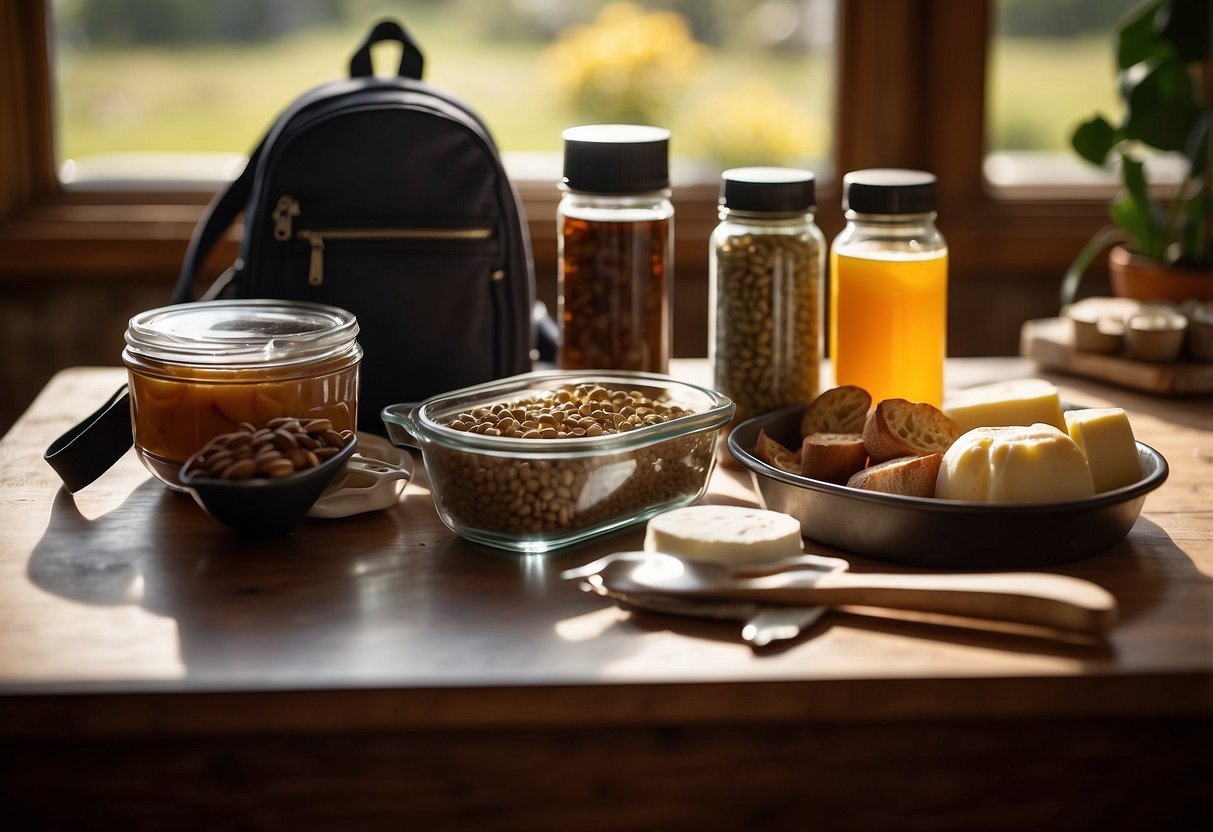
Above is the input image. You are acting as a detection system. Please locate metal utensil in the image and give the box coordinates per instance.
[559,550,848,583]
[595,554,1118,636]
[580,575,818,646]
[564,551,847,646]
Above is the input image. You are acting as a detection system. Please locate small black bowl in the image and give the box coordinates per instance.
[180,438,358,537]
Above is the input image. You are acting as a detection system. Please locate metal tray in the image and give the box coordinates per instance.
[727,406,1169,569]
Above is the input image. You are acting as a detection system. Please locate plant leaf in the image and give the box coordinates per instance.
[1122,55,1202,151]
[1185,109,1209,178]
[1071,115,1117,165]
[1060,226,1133,308]
[1117,0,1164,69]
[1157,0,1210,63]
[1179,186,1210,265]
[1110,155,1166,260]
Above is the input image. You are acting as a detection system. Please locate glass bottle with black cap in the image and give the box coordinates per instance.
[557,124,673,374]
[709,166,825,426]
[830,169,948,407]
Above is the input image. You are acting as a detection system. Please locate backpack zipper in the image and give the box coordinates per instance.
[273,196,495,286]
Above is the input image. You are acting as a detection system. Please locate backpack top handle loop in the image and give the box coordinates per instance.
[349,18,424,80]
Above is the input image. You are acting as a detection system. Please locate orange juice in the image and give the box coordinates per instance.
[830,248,947,406]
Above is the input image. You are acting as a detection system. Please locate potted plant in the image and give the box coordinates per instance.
[1061,0,1211,307]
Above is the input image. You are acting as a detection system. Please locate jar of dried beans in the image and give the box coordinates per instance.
[709,167,825,425]
[557,124,673,374]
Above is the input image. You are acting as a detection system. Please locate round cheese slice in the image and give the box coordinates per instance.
[643,505,803,565]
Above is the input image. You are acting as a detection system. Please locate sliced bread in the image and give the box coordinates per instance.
[846,452,943,497]
[799,433,868,484]
[801,385,872,436]
[862,398,961,463]
[754,429,800,474]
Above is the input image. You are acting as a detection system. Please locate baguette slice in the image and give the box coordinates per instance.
[847,452,943,498]
[754,429,800,474]
[801,385,872,436]
[799,433,868,484]
[863,398,961,463]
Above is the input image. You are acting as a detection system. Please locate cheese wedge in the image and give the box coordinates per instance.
[943,378,1066,433]
[936,424,1095,503]
[644,505,803,565]
[1064,408,1142,493]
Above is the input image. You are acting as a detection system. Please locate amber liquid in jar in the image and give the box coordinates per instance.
[128,359,359,476]
[123,299,361,489]
[559,215,670,373]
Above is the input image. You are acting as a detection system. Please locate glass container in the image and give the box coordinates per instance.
[710,166,825,425]
[557,124,673,373]
[830,169,948,406]
[123,299,361,489]
[381,370,734,553]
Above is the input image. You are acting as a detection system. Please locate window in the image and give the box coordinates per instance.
[1,0,1124,363]
[985,0,1184,192]
[52,0,838,190]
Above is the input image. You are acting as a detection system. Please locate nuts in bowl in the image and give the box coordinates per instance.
[179,417,358,537]
[382,371,735,553]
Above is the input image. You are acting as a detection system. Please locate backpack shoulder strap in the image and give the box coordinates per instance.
[170,142,263,303]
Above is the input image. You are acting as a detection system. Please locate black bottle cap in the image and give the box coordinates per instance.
[561,124,670,193]
[842,169,936,214]
[720,167,816,214]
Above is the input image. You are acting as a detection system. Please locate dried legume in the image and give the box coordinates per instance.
[184,417,353,480]
[429,383,712,537]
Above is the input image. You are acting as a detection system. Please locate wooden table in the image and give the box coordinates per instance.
[2,360,1210,830]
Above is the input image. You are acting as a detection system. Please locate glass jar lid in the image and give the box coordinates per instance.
[842,168,936,214]
[720,167,817,214]
[124,299,360,368]
[561,124,671,194]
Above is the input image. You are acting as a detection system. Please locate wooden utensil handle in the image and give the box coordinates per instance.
[743,571,1118,635]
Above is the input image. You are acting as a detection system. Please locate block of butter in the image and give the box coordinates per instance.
[644,505,803,565]
[936,424,1095,503]
[1064,407,1143,493]
[943,378,1066,433]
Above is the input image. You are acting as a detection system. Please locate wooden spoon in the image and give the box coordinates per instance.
[595,554,1118,636]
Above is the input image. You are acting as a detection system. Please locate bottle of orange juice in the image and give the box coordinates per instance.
[830,169,947,406]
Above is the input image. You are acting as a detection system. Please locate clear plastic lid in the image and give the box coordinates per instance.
[124,299,360,368]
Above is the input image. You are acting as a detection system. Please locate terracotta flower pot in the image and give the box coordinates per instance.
[1109,245,1213,302]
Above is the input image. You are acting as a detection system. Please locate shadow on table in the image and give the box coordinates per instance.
[25,481,652,682]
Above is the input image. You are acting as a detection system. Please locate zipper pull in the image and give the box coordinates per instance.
[301,230,325,285]
[272,195,300,240]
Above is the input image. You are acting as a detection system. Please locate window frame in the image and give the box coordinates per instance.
[0,0,1114,346]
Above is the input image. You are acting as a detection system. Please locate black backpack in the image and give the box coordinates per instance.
[171,18,542,434]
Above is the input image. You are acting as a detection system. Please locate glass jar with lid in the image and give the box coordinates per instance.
[122,299,362,489]
[557,124,673,374]
[830,168,948,406]
[709,166,825,425]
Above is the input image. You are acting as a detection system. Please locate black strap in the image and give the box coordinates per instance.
[43,385,134,493]
[171,141,263,304]
[349,18,424,80]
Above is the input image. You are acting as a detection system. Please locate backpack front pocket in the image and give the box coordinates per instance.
[270,200,510,432]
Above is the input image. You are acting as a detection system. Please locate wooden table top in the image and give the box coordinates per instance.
[2,359,1211,739]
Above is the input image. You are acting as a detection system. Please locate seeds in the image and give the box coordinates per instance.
[559,215,671,372]
[712,230,822,423]
[441,383,688,439]
[430,383,710,537]
[185,417,353,481]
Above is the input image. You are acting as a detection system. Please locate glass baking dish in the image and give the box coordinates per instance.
[382,370,734,553]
